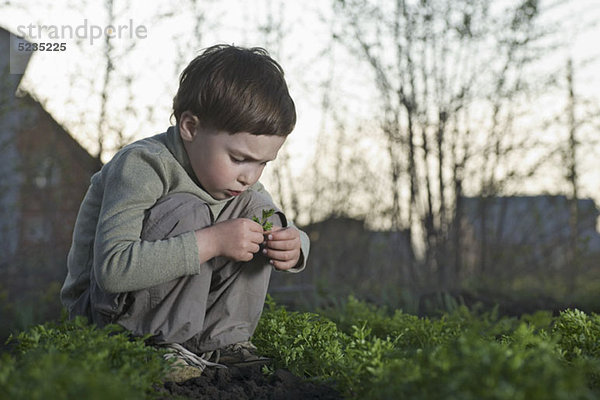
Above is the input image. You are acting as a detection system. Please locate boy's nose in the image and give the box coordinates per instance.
[238,175,249,186]
[238,172,252,186]
[238,168,259,186]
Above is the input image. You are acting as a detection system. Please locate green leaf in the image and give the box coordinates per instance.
[253,208,275,231]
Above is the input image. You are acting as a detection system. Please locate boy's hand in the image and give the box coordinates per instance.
[209,218,265,262]
[262,226,301,270]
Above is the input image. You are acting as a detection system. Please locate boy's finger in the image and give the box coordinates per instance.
[262,226,283,238]
[252,232,266,244]
[270,259,297,271]
[266,227,298,241]
[249,220,267,232]
[263,248,299,262]
[265,238,297,251]
[263,226,284,233]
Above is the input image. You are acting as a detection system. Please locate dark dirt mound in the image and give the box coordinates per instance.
[158,365,343,400]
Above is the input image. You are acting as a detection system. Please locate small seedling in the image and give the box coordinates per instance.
[253,209,275,231]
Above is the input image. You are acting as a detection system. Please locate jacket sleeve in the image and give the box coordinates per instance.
[252,182,310,273]
[93,148,202,293]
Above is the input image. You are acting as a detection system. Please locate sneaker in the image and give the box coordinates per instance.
[211,341,271,367]
[161,342,226,382]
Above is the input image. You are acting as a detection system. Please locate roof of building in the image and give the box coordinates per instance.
[460,195,600,251]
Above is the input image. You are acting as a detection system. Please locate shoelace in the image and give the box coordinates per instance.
[161,342,227,370]
[228,340,257,352]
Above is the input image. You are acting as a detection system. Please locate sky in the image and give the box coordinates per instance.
[1,0,600,217]
[2,1,335,167]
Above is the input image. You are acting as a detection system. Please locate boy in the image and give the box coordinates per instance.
[60,45,309,381]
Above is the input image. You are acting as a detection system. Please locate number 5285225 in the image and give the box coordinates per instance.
[17,42,67,52]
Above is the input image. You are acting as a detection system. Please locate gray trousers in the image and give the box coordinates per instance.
[89,190,285,353]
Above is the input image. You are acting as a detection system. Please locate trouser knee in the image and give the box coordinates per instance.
[141,193,212,241]
[215,190,287,228]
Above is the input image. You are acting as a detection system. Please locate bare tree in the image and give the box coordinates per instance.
[332,0,563,291]
[565,58,579,287]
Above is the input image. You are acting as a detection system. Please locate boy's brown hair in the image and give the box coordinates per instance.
[172,44,296,136]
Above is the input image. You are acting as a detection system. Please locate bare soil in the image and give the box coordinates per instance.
[158,365,343,400]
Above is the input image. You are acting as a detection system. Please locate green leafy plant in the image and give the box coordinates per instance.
[253,208,275,231]
[553,309,600,360]
[4,296,600,399]
[1,317,169,400]
[553,309,600,388]
[369,330,594,400]
[255,296,600,399]
[253,296,345,379]
[254,296,396,396]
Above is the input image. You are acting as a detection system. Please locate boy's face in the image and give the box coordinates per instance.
[180,113,286,200]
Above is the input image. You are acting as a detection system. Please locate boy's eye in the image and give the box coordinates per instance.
[231,155,268,166]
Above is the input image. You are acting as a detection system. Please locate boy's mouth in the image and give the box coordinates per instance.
[226,190,243,197]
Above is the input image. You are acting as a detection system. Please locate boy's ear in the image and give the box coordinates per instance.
[179,111,200,142]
